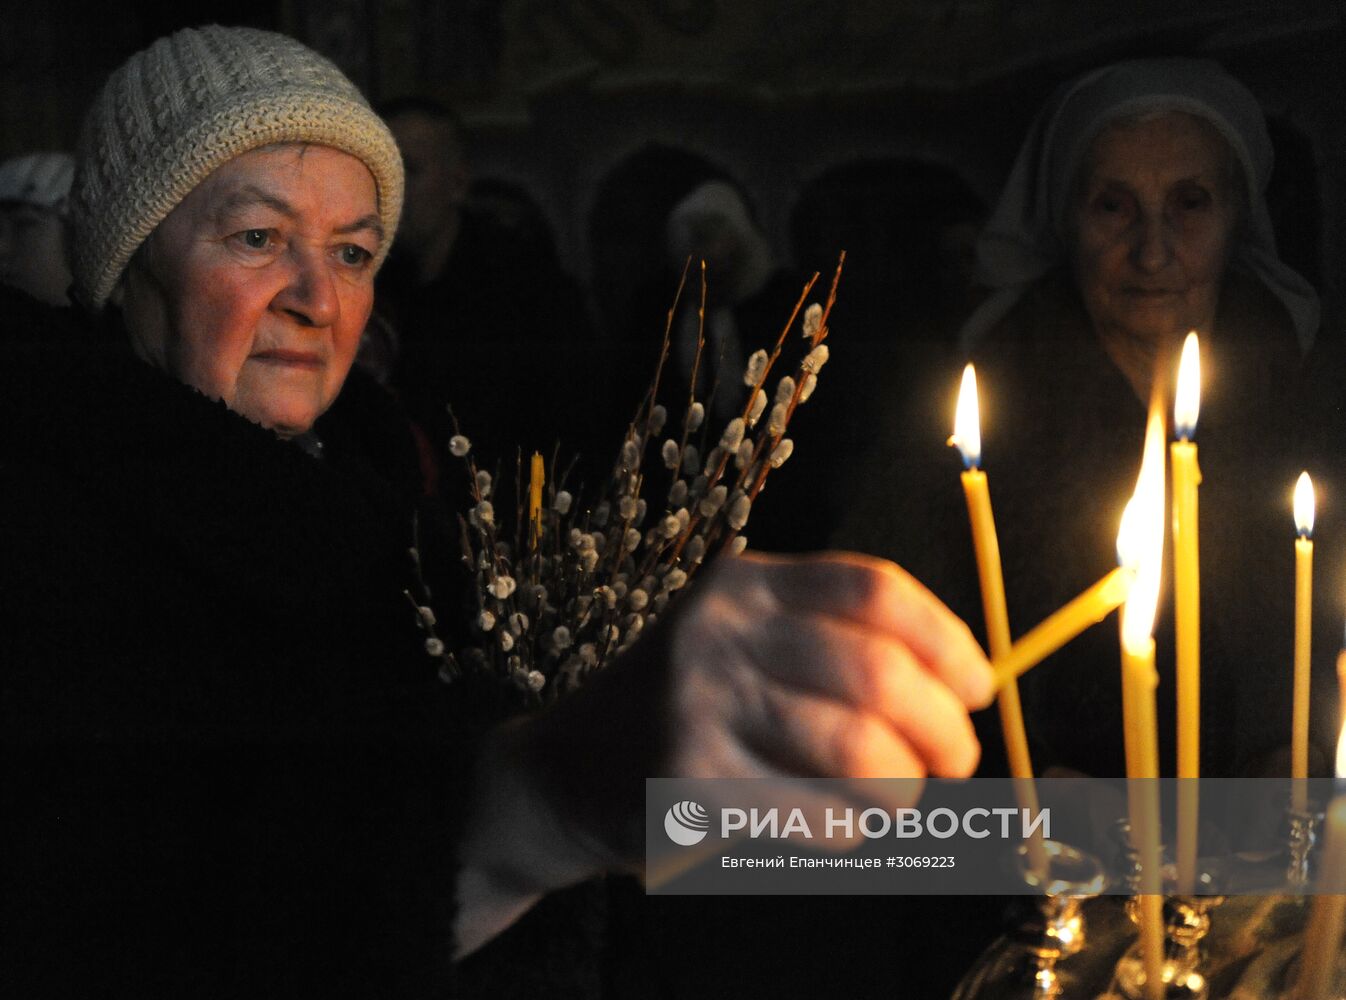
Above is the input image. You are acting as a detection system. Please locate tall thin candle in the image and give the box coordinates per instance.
[1292,724,1346,999]
[1171,331,1202,894]
[949,365,1048,875]
[1337,633,1346,736]
[1293,471,1315,813]
[1119,404,1167,1000]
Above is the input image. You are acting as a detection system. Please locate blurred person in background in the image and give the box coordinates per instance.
[375,98,595,470]
[840,57,1330,783]
[0,152,75,306]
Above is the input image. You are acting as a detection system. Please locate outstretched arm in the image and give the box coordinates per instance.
[453,551,994,957]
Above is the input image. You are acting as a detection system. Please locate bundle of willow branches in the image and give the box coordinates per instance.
[414,255,843,703]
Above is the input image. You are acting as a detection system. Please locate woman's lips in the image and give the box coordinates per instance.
[251,349,322,368]
[1122,287,1182,299]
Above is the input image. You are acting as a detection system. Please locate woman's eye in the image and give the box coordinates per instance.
[1095,193,1127,214]
[338,244,372,266]
[240,229,271,249]
[1174,187,1211,211]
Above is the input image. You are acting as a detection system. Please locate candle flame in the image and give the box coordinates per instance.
[1335,721,1346,786]
[1337,721,1346,782]
[1116,496,1138,569]
[1174,331,1200,439]
[949,364,981,468]
[1119,405,1167,652]
[1294,471,1315,538]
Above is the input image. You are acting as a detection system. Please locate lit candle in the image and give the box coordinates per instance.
[1118,404,1167,1000]
[1294,471,1315,813]
[1292,723,1346,999]
[949,364,1048,875]
[1171,331,1202,895]
[1337,632,1346,735]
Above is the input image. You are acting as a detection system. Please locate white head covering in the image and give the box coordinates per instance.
[0,153,74,214]
[666,180,774,303]
[961,58,1319,354]
[665,180,776,420]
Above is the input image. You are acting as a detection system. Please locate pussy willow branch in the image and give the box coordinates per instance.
[447,405,529,674]
[630,261,709,584]
[716,253,845,558]
[600,259,693,582]
[743,253,843,496]
[664,267,823,569]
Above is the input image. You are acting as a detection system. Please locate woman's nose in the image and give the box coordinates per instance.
[274,246,338,327]
[1130,213,1174,274]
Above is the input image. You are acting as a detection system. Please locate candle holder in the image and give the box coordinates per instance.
[1110,817,1144,892]
[1283,806,1323,889]
[1113,885,1198,997]
[1104,820,1225,999]
[953,892,1314,998]
[1117,881,1227,1000]
[951,839,1107,999]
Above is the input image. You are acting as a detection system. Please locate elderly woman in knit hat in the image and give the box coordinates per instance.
[842,58,1331,786]
[1,25,992,997]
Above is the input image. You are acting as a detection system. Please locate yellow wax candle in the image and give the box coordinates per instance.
[1292,725,1346,999]
[950,365,1048,874]
[990,567,1133,690]
[1295,800,1346,998]
[1124,641,1163,783]
[1337,646,1346,734]
[1125,638,1165,1000]
[1294,471,1315,813]
[1136,891,1166,1000]
[1171,331,1202,895]
[961,470,1039,775]
[528,452,545,549]
[1119,404,1167,1000]
[1121,618,1140,780]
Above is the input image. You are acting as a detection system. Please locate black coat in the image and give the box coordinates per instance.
[0,292,484,998]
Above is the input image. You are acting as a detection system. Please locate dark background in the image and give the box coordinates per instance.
[4,3,1343,996]
[3,0,1343,341]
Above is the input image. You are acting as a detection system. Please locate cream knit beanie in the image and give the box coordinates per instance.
[70,25,403,310]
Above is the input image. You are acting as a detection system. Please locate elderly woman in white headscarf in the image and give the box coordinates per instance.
[963,57,1318,390]
[841,58,1332,783]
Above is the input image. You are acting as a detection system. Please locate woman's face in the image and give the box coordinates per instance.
[1068,112,1239,397]
[119,144,382,437]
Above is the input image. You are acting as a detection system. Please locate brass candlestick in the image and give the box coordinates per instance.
[952,840,1107,999]
[1284,806,1322,889]
[1107,821,1225,999]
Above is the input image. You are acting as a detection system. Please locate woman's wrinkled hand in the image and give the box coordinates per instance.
[454,551,993,956]
[661,551,994,784]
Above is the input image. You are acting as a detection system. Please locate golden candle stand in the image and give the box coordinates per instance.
[951,831,1344,999]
